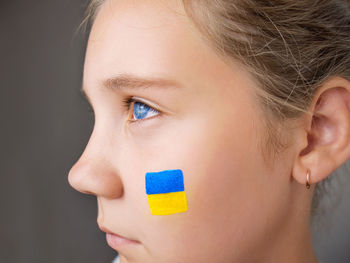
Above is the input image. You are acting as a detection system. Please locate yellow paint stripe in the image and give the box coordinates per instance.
[147,191,188,215]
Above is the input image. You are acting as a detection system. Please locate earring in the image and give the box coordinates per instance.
[306,169,311,189]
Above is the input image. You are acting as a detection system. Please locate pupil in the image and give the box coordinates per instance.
[134,102,150,119]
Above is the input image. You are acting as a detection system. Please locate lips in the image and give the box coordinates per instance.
[106,232,141,250]
[99,224,141,251]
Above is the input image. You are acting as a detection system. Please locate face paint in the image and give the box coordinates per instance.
[145,169,188,215]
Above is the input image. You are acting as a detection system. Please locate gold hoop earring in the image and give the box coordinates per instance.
[306,169,311,189]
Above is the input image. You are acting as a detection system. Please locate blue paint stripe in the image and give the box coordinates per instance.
[145,169,184,195]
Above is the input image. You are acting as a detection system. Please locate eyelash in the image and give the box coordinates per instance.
[85,97,160,123]
[122,96,161,122]
[88,105,94,116]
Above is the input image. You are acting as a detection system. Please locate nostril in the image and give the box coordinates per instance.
[80,190,95,195]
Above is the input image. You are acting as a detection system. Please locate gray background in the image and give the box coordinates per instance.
[0,0,349,262]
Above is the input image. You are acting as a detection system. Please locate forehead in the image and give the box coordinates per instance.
[83,0,257,104]
[84,0,199,79]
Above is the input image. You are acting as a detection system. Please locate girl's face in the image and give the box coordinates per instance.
[69,0,297,262]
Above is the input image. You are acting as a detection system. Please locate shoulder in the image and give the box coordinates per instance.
[112,255,120,263]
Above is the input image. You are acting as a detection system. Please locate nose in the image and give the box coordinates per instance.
[68,156,124,199]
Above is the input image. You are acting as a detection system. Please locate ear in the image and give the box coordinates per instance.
[292,77,350,187]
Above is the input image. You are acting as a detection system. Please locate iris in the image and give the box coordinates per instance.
[133,101,159,120]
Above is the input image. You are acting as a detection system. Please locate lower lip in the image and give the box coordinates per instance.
[106,233,141,250]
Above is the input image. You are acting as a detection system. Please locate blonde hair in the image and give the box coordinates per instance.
[79,0,350,220]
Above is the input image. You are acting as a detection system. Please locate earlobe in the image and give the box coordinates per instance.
[292,77,350,187]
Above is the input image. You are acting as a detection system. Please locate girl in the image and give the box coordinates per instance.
[69,0,350,262]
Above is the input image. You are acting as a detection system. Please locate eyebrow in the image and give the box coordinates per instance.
[80,73,182,104]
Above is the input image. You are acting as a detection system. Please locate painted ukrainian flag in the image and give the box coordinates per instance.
[145,169,188,215]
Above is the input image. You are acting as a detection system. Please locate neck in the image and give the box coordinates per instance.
[250,185,318,263]
[263,221,318,263]
[261,183,319,263]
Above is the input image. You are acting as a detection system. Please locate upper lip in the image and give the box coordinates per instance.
[98,224,113,234]
[98,224,140,243]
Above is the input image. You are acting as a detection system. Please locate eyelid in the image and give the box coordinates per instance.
[127,97,162,124]
[130,94,177,115]
[130,96,161,111]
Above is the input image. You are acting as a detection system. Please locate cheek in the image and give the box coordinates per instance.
[120,98,282,261]
[140,110,269,259]
[184,112,264,226]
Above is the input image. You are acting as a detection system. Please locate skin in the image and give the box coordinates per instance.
[68,0,350,262]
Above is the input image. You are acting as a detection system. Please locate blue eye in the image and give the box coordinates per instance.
[123,98,160,121]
